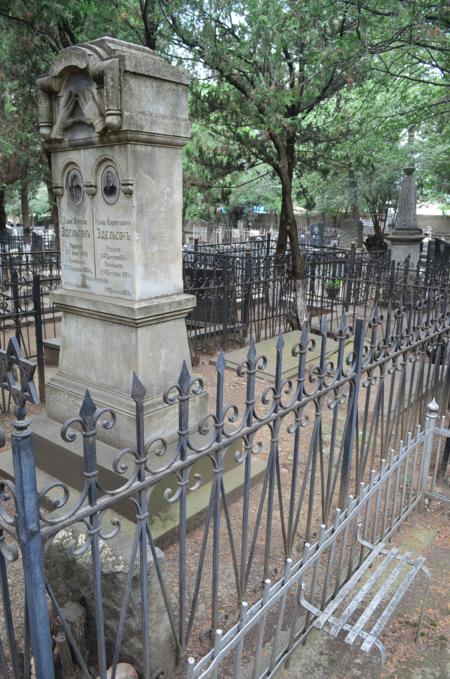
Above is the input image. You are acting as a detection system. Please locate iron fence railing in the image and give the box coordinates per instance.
[0,252,61,404]
[0,295,449,678]
[1,240,450,401]
[189,409,438,677]
[0,249,61,284]
[184,245,450,356]
[0,231,58,253]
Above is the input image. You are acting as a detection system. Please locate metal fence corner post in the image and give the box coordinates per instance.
[12,413,55,679]
[419,399,440,511]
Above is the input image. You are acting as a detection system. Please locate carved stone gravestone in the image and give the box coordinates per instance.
[36,37,206,447]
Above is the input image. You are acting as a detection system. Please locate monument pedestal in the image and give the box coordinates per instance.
[0,37,270,538]
[46,288,206,448]
[387,229,423,268]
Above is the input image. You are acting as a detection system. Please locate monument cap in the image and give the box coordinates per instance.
[37,36,190,147]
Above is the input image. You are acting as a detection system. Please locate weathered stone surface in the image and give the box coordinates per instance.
[57,600,88,666]
[340,217,363,249]
[36,36,208,447]
[45,524,175,676]
[387,166,423,267]
[98,663,139,679]
[38,37,190,302]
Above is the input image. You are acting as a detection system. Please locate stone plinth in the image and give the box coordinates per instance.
[45,290,206,448]
[387,229,424,268]
[36,37,204,445]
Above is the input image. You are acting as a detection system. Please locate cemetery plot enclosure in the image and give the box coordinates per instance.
[1,241,450,383]
[185,244,450,357]
[0,297,449,678]
[0,250,61,403]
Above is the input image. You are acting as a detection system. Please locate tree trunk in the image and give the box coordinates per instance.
[43,151,59,240]
[21,177,31,233]
[365,212,387,252]
[0,188,6,231]
[276,194,288,254]
[277,167,307,323]
[47,183,59,240]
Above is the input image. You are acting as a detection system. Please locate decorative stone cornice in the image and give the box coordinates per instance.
[50,289,197,327]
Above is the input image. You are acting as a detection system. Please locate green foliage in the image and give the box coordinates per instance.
[164,0,449,263]
[0,0,448,242]
[325,278,343,289]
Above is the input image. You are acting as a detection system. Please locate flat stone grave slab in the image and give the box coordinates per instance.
[211,330,351,381]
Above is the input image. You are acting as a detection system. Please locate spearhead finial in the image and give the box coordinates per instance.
[79,390,97,419]
[276,334,285,352]
[178,360,191,392]
[216,351,225,374]
[131,372,146,401]
[247,338,256,361]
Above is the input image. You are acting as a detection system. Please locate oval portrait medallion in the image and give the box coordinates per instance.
[66,168,84,206]
[101,165,120,205]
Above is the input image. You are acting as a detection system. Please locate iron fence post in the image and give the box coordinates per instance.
[338,317,365,509]
[12,413,55,679]
[11,268,21,345]
[344,243,355,310]
[222,257,229,348]
[419,399,440,511]
[243,248,252,327]
[33,274,46,402]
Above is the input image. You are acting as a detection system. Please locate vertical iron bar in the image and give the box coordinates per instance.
[79,392,107,677]
[11,414,55,679]
[32,275,45,402]
[338,318,364,509]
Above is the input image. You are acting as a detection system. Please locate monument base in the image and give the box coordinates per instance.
[387,228,423,268]
[47,288,205,449]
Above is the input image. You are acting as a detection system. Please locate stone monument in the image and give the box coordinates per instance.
[387,166,424,267]
[35,37,205,448]
[0,37,266,534]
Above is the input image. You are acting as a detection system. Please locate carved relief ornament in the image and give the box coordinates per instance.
[37,40,122,142]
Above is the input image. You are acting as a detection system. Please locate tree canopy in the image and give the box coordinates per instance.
[0,0,448,256]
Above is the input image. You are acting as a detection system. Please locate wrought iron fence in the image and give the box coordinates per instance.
[0,248,61,285]
[189,414,437,677]
[0,295,449,678]
[184,245,450,357]
[1,239,449,374]
[0,231,58,253]
[0,257,61,405]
